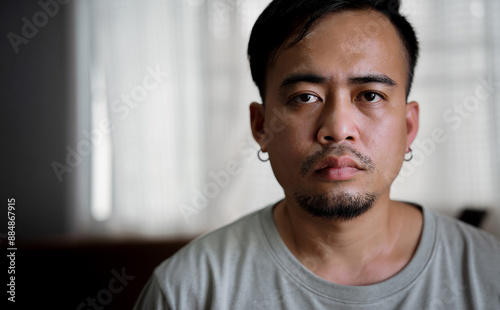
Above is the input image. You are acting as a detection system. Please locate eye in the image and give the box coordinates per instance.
[355,91,384,104]
[291,93,321,104]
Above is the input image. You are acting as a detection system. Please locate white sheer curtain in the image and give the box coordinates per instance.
[74,0,500,238]
[74,0,277,238]
[392,0,500,235]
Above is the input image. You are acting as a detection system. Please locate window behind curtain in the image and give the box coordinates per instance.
[392,0,500,235]
[73,0,500,238]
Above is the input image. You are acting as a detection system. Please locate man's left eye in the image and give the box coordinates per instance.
[356,92,383,103]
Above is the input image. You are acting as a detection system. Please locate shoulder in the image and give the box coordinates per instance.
[427,207,500,276]
[169,204,269,260]
[150,205,273,302]
[430,208,500,249]
[422,208,500,304]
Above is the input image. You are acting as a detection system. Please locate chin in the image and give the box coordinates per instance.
[293,190,377,221]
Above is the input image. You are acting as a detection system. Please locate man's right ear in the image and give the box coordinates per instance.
[249,102,267,152]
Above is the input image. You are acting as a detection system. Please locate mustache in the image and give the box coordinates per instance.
[299,145,375,177]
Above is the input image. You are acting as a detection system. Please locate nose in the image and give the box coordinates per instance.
[316,97,358,145]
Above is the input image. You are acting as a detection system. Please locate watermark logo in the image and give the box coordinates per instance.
[397,74,497,183]
[420,279,467,310]
[51,65,168,182]
[178,106,289,224]
[7,0,71,54]
[76,267,135,310]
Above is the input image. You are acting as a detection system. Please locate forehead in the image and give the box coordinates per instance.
[267,9,408,91]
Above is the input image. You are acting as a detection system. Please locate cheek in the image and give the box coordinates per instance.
[363,107,407,148]
[265,117,313,185]
[266,123,308,164]
[364,116,407,180]
[264,107,312,151]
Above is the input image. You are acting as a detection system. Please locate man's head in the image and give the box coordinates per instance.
[248,0,420,221]
[248,0,419,103]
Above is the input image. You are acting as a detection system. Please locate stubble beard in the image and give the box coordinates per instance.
[294,191,377,221]
[295,144,378,221]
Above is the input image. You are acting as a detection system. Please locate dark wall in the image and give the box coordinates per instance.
[7,237,190,309]
[1,0,73,239]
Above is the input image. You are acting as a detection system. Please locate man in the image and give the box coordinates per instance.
[134,0,500,308]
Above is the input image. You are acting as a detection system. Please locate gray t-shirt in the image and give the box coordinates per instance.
[134,203,500,309]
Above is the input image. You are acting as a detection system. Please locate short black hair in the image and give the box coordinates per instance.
[247,0,419,102]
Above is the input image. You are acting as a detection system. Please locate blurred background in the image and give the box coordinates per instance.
[1,0,500,308]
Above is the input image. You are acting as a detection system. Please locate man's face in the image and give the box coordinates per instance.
[250,9,419,218]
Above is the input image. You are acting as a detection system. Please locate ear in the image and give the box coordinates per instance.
[405,101,419,151]
[249,102,267,152]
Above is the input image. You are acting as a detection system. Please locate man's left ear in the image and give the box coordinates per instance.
[405,101,419,151]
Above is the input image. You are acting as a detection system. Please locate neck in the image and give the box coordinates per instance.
[273,194,422,285]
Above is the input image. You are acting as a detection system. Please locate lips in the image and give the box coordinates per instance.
[314,156,363,180]
[315,156,362,170]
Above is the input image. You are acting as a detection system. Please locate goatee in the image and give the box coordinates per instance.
[294,191,377,221]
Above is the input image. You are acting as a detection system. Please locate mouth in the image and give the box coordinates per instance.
[313,156,363,181]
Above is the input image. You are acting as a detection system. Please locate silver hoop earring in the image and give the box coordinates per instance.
[257,149,269,162]
[404,148,413,162]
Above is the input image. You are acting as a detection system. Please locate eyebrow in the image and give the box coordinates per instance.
[279,73,326,89]
[348,74,397,86]
[279,73,397,89]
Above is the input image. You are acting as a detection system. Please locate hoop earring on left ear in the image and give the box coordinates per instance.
[404,148,413,162]
[257,149,269,162]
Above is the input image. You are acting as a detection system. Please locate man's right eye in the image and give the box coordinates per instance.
[291,93,320,104]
